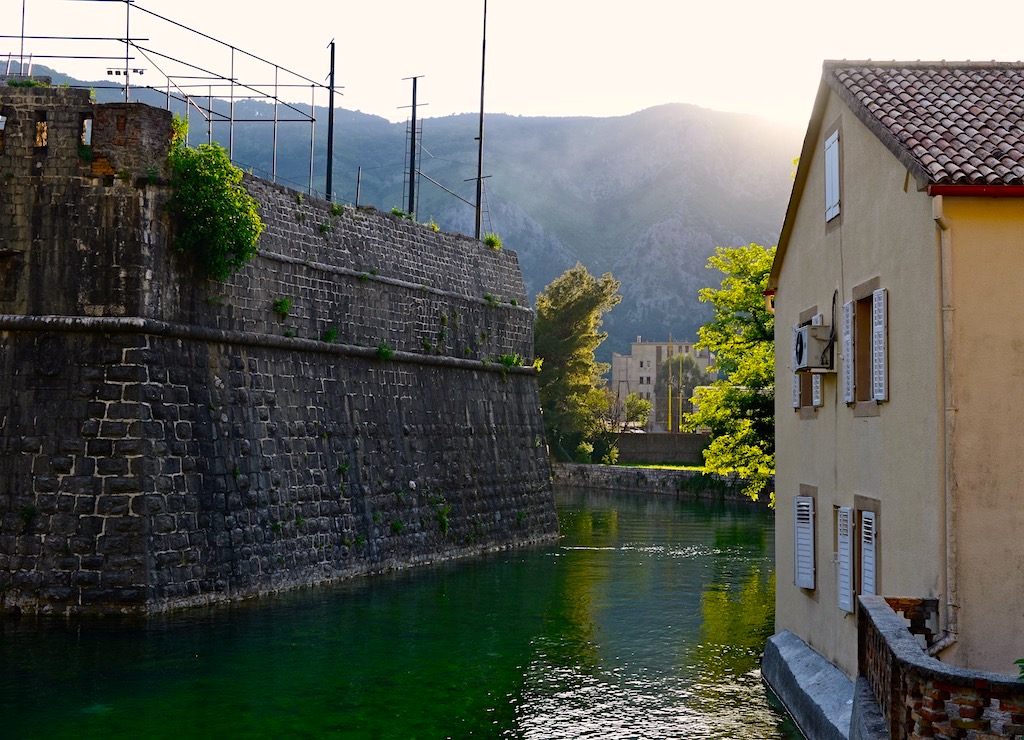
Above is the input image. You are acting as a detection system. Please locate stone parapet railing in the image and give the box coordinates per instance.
[858,595,1024,738]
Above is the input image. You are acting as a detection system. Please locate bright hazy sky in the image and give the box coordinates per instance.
[6,0,1024,127]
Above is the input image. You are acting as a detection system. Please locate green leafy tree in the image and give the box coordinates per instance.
[167,118,264,280]
[684,244,776,503]
[605,390,652,433]
[535,264,622,462]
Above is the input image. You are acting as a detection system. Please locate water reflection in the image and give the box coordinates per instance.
[0,487,799,739]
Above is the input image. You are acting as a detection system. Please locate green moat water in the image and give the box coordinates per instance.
[1,488,800,739]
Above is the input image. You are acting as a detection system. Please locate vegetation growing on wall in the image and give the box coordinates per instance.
[167,117,265,280]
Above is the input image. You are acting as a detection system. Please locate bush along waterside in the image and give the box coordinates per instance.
[167,117,265,280]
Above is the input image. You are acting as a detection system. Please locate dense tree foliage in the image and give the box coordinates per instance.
[685,244,776,502]
[167,118,264,281]
[534,264,622,462]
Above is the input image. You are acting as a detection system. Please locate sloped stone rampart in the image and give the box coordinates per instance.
[0,83,556,614]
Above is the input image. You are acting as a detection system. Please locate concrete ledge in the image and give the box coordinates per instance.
[850,676,889,740]
[762,630,853,740]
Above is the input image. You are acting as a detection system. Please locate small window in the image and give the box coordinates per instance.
[80,114,93,146]
[842,287,888,405]
[0,113,6,154]
[34,111,48,149]
[825,128,841,221]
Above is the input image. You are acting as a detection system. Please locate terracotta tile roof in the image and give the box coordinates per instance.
[826,61,1024,186]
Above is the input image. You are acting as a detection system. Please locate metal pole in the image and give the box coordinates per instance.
[356,165,362,207]
[229,47,235,158]
[124,0,130,101]
[19,0,25,74]
[308,84,315,195]
[326,41,335,200]
[474,0,487,240]
[408,76,418,217]
[272,66,279,182]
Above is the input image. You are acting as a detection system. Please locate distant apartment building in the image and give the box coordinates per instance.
[610,337,713,431]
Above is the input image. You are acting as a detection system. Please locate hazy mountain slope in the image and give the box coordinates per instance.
[17,67,802,358]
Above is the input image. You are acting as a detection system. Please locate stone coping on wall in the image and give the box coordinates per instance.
[858,595,1024,738]
[551,462,772,506]
[0,314,538,377]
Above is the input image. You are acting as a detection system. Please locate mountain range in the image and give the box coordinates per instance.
[20,66,803,360]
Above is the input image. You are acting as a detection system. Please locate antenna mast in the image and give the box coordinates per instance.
[474,0,487,240]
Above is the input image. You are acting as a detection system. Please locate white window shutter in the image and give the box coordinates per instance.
[825,130,841,220]
[872,288,888,401]
[837,507,854,612]
[842,301,854,403]
[794,496,816,589]
[792,374,801,409]
[861,511,877,597]
[812,375,822,407]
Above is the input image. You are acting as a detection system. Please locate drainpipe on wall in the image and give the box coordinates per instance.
[930,194,959,656]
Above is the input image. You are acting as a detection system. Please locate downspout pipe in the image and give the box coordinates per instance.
[929,194,958,656]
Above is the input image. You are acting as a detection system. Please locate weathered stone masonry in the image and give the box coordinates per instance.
[0,80,557,614]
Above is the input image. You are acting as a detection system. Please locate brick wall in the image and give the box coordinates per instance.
[0,83,556,614]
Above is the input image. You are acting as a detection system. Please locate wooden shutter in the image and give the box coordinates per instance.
[812,375,822,408]
[792,323,801,409]
[825,130,841,220]
[794,496,815,589]
[872,288,888,401]
[837,506,854,612]
[842,301,854,403]
[861,510,877,597]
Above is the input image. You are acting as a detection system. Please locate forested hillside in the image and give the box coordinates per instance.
[32,67,803,358]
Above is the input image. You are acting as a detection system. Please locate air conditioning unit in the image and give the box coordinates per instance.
[793,324,834,372]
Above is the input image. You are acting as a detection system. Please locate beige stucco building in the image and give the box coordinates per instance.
[768,59,1024,695]
[610,337,712,431]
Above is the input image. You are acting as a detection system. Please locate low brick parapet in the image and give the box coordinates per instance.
[858,595,1024,738]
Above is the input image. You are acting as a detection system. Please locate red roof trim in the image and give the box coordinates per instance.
[928,185,1024,198]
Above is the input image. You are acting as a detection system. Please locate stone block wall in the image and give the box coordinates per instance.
[0,84,556,614]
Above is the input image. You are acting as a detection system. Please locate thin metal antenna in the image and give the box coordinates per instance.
[474,0,488,240]
[19,0,26,75]
[326,40,336,200]
[124,0,130,101]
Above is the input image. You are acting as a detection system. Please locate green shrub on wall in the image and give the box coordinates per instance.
[167,118,264,280]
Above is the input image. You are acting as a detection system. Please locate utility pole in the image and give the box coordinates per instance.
[401,76,424,217]
[474,0,487,240]
[326,40,336,200]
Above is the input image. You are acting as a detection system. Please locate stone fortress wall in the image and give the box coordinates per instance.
[0,80,557,614]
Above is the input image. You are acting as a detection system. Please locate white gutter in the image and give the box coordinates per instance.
[929,194,958,656]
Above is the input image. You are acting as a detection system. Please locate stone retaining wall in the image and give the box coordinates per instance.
[0,82,557,614]
[552,463,770,505]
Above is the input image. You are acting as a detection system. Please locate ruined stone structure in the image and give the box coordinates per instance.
[0,79,557,614]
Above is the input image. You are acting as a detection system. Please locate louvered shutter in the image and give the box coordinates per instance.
[794,496,815,589]
[812,375,822,407]
[792,374,801,409]
[825,130,841,220]
[861,511,877,597]
[872,289,888,401]
[842,301,854,403]
[837,507,854,612]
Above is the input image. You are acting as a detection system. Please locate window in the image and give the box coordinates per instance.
[34,111,48,149]
[825,128,841,221]
[794,494,816,589]
[860,510,877,596]
[80,114,93,146]
[836,506,854,612]
[0,113,6,155]
[791,310,823,413]
[842,284,888,407]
